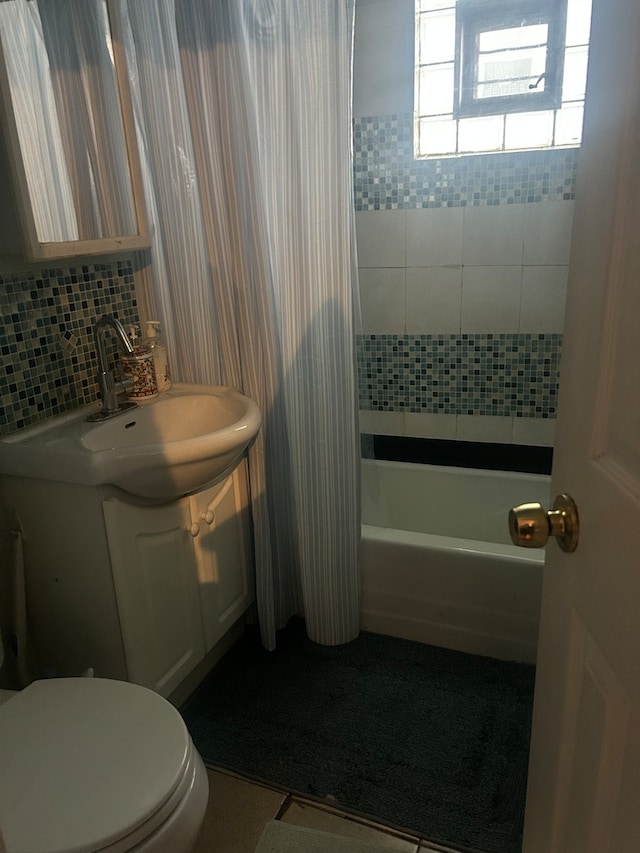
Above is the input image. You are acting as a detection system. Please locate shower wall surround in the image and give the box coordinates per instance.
[0,260,139,436]
[353,0,575,448]
[355,184,572,447]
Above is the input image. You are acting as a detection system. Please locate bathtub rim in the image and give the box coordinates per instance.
[361,522,546,565]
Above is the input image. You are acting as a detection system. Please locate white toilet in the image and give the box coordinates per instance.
[0,641,209,853]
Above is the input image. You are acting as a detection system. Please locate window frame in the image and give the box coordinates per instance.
[414,0,591,159]
[454,0,568,120]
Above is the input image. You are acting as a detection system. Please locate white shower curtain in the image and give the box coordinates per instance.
[123,0,361,649]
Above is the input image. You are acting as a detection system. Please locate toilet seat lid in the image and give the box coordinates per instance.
[0,678,192,853]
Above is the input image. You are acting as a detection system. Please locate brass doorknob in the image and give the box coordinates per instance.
[508,493,579,552]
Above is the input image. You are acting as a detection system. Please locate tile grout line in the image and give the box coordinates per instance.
[273,793,293,822]
[207,765,469,853]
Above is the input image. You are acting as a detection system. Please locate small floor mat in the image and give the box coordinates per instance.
[183,619,535,853]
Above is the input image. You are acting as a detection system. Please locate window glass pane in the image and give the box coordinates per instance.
[413,0,591,158]
[555,103,584,146]
[418,0,455,11]
[562,45,588,101]
[419,64,455,115]
[565,0,592,46]
[504,110,554,149]
[458,114,504,153]
[477,45,547,98]
[419,9,456,64]
[418,116,457,156]
[479,24,548,53]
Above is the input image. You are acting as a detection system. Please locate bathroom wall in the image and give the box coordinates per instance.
[0,256,141,437]
[354,0,576,448]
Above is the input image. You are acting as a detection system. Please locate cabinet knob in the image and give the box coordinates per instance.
[200,510,215,525]
[187,522,200,537]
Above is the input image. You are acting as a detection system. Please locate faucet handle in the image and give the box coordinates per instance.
[115,375,134,398]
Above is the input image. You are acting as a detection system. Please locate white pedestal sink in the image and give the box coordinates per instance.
[0,384,262,501]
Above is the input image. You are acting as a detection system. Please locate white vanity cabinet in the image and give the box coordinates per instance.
[1,460,254,699]
[102,463,255,697]
[102,499,206,698]
[188,470,255,652]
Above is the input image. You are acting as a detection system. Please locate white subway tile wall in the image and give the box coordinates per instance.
[462,206,526,266]
[359,268,407,334]
[356,202,573,446]
[461,266,523,333]
[353,0,574,449]
[520,267,569,335]
[405,267,462,334]
[405,207,463,267]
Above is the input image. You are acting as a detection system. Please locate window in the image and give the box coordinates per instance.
[455,0,566,118]
[415,0,592,158]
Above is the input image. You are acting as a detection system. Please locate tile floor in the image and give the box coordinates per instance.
[192,767,459,853]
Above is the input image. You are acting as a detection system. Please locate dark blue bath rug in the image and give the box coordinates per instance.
[181,619,535,853]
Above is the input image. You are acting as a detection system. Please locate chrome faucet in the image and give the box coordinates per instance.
[87,315,137,422]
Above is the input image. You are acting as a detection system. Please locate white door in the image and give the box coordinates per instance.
[522,0,640,850]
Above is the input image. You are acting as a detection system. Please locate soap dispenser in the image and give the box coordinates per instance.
[144,320,172,392]
[119,324,158,399]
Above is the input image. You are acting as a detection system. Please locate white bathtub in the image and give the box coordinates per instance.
[360,458,550,664]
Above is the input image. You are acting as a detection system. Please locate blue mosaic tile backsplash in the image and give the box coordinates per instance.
[0,261,139,436]
[357,333,562,418]
[353,112,579,211]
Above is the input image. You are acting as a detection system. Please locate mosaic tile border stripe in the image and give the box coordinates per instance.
[357,333,561,419]
[353,113,579,211]
[0,261,139,435]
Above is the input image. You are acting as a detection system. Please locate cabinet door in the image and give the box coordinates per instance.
[103,498,205,697]
[190,463,255,652]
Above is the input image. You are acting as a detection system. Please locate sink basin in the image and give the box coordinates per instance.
[0,384,262,501]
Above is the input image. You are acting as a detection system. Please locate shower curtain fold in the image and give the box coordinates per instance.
[123,0,361,649]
